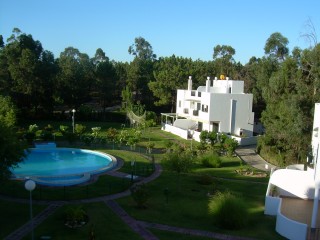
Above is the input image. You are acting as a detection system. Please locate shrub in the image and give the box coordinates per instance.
[64,206,88,228]
[200,152,222,168]
[130,184,150,209]
[75,124,86,136]
[196,174,214,185]
[208,191,248,229]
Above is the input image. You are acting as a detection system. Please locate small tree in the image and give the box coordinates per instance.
[224,137,239,156]
[0,96,26,180]
[162,151,194,190]
[200,130,209,144]
[75,124,86,136]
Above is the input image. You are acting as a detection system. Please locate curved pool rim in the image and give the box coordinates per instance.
[11,148,118,187]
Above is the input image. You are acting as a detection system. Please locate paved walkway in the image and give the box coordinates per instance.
[235,145,276,172]
[3,147,267,240]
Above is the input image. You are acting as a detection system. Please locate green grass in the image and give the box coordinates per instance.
[0,174,131,201]
[116,171,282,239]
[2,122,284,239]
[22,202,143,240]
[0,200,47,239]
[150,228,217,240]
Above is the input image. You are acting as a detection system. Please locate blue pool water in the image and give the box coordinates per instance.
[11,148,116,186]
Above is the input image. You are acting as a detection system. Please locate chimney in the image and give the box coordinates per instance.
[206,77,210,92]
[213,77,217,86]
[188,76,192,90]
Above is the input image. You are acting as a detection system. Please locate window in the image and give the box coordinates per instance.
[202,104,208,113]
[191,91,196,96]
[178,101,181,108]
[212,122,219,132]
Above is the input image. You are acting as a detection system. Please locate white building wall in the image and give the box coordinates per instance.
[175,79,254,138]
[209,94,254,136]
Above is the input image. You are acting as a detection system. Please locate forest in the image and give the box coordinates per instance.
[1,27,320,166]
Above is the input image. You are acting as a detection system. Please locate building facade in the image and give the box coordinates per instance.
[161,76,255,144]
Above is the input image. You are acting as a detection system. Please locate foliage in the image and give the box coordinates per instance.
[200,130,217,149]
[64,206,88,228]
[91,127,101,138]
[264,32,289,61]
[212,45,236,76]
[162,151,194,174]
[0,125,27,180]
[1,27,320,167]
[149,55,194,112]
[130,183,150,209]
[196,174,215,185]
[223,137,239,157]
[37,124,55,141]
[59,125,77,143]
[208,191,249,229]
[0,95,17,127]
[199,152,222,168]
[106,127,118,142]
[75,124,86,136]
[128,36,157,61]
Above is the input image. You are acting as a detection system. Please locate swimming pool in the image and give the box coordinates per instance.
[11,148,117,186]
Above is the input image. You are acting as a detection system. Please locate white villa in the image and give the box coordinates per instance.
[264,103,320,240]
[161,76,256,145]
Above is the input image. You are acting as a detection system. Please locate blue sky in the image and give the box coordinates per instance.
[1,0,319,64]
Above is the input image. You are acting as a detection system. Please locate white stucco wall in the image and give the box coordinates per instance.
[175,79,254,137]
[276,205,308,240]
[209,94,254,136]
[269,169,315,199]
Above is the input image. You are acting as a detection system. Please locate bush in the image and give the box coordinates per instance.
[64,206,88,228]
[208,191,248,229]
[130,184,150,209]
[200,152,222,168]
[196,174,214,185]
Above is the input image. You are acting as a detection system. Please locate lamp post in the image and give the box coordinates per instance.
[25,179,36,240]
[72,109,76,133]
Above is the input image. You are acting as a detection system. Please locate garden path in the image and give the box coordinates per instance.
[235,145,276,172]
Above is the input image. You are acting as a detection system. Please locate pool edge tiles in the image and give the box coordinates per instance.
[12,148,118,187]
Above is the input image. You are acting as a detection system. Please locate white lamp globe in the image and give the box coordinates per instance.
[25,179,36,191]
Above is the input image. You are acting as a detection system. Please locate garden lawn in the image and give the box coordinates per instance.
[150,229,217,240]
[0,200,47,239]
[117,169,283,240]
[23,202,142,240]
[0,174,131,201]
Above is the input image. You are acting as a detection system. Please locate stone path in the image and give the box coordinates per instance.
[138,221,256,240]
[4,202,64,240]
[3,147,264,240]
[106,200,159,240]
[235,145,276,172]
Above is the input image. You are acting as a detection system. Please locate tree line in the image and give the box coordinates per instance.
[1,26,320,165]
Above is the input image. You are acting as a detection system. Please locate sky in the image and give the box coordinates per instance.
[1,0,320,64]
